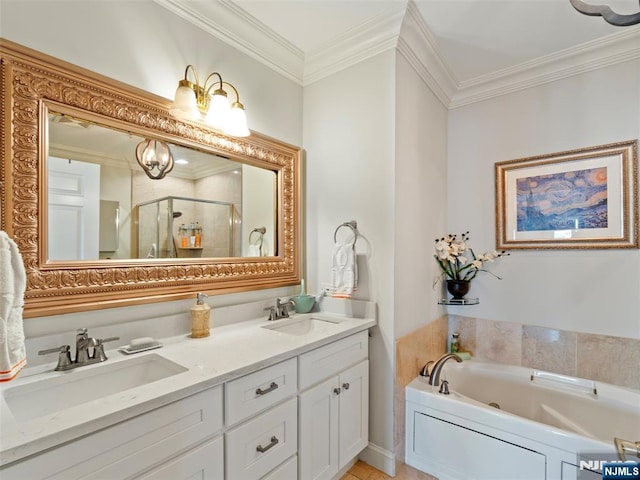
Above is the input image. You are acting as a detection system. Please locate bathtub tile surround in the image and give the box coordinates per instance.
[577,333,640,390]
[449,315,640,390]
[394,316,448,461]
[474,318,522,365]
[522,325,578,376]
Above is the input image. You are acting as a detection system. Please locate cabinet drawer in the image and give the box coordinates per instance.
[262,455,297,480]
[299,331,368,390]
[0,386,223,480]
[225,398,297,480]
[226,358,297,427]
[135,436,224,480]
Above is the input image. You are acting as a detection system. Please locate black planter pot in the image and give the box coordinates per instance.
[446,280,470,299]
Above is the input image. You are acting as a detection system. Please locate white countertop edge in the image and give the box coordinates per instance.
[0,311,376,466]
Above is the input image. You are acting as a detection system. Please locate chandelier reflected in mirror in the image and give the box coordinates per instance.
[135,138,174,180]
[169,65,250,137]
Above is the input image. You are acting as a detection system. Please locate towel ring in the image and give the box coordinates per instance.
[249,227,266,248]
[334,221,358,243]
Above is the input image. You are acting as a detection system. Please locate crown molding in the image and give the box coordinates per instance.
[153,0,304,84]
[154,0,640,109]
[450,28,640,108]
[302,5,406,86]
[396,1,458,108]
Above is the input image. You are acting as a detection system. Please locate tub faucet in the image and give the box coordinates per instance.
[428,353,462,386]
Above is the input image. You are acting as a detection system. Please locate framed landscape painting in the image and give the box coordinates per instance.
[495,140,638,249]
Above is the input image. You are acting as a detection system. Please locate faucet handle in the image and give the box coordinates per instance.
[91,337,120,362]
[264,306,277,321]
[38,345,72,370]
[439,380,450,395]
[100,336,120,344]
[38,345,69,356]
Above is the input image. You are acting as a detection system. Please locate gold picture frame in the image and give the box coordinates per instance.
[495,140,638,250]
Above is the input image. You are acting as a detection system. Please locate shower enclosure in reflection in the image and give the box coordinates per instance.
[134,196,238,259]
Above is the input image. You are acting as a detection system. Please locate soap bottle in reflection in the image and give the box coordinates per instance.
[180,224,188,248]
[195,222,202,247]
[450,332,460,353]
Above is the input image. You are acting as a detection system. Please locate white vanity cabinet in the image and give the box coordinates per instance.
[136,436,224,480]
[0,386,224,480]
[1,324,373,480]
[224,358,298,480]
[298,331,369,480]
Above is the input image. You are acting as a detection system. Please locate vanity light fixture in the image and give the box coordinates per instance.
[135,138,174,180]
[169,65,250,137]
[569,0,640,26]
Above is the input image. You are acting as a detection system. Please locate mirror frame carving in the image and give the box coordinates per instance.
[0,39,301,318]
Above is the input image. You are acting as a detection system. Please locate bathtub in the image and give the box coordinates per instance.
[405,359,640,480]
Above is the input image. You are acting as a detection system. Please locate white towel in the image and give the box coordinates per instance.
[0,231,27,382]
[330,238,357,298]
[247,244,261,257]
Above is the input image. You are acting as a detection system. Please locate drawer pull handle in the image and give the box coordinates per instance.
[256,435,279,453]
[256,382,279,396]
[342,382,350,390]
[334,387,341,395]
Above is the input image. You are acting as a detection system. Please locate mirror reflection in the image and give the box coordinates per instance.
[47,112,276,261]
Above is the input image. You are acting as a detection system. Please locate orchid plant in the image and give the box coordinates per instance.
[434,232,508,283]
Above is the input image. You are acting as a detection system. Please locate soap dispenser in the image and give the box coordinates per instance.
[191,292,210,338]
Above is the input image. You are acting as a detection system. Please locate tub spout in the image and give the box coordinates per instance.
[428,353,462,386]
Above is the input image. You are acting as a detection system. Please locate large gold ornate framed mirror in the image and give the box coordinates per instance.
[0,39,301,318]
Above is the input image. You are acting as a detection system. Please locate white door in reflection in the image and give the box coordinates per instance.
[47,156,100,260]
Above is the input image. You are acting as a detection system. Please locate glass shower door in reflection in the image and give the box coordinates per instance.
[134,196,237,259]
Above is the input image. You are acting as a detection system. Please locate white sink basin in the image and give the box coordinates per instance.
[3,353,187,422]
[262,316,340,336]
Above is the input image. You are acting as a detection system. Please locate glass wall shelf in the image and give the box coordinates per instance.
[438,298,479,306]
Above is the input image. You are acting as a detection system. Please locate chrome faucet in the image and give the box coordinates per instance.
[75,328,91,363]
[428,353,463,386]
[265,297,294,321]
[39,328,119,371]
[615,437,640,461]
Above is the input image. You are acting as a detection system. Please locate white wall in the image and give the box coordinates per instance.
[242,166,276,256]
[394,53,448,339]
[448,60,640,339]
[0,0,302,145]
[303,51,396,458]
[1,0,303,335]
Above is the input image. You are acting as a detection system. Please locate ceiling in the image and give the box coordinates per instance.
[156,0,640,106]
[232,0,639,83]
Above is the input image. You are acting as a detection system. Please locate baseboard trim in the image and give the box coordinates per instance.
[358,442,396,476]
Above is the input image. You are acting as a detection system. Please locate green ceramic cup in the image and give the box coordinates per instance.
[292,294,315,313]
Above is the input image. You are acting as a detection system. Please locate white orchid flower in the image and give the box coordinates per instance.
[437,249,450,260]
[458,255,468,265]
[483,251,496,262]
[472,260,483,269]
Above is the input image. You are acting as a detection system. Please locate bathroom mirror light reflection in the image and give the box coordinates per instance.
[47,112,277,261]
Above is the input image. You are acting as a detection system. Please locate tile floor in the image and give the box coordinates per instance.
[340,460,437,480]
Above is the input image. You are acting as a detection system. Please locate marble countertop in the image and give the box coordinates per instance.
[0,308,376,466]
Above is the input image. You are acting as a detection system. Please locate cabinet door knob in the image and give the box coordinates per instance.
[342,382,350,390]
[256,382,279,396]
[256,435,279,453]
[333,387,341,395]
